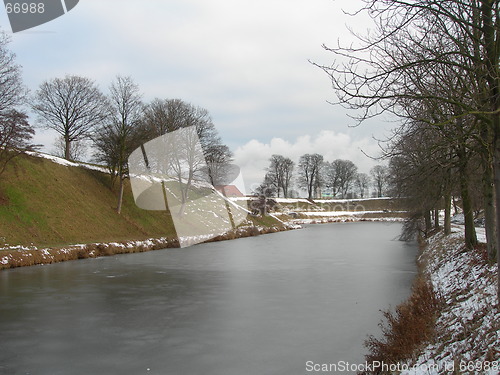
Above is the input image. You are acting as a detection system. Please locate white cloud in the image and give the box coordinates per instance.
[2,0,391,171]
[233,130,383,193]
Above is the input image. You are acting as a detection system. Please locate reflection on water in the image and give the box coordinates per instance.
[0,222,417,375]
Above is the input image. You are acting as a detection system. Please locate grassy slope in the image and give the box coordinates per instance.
[0,154,177,247]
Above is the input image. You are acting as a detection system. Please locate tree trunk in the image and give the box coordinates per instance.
[64,137,71,160]
[493,127,500,305]
[116,174,124,214]
[434,208,440,229]
[424,210,432,235]
[452,196,459,215]
[482,161,497,260]
[459,158,477,249]
[444,192,451,235]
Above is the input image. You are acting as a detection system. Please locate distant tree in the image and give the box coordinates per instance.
[370,165,389,197]
[52,137,88,161]
[32,75,108,160]
[253,173,277,197]
[0,33,34,176]
[298,153,323,200]
[324,159,358,198]
[355,172,370,198]
[266,154,294,198]
[94,76,145,214]
[0,110,37,176]
[204,144,234,186]
[142,98,232,185]
[323,161,341,197]
[0,33,27,113]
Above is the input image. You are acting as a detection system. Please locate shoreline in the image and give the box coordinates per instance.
[361,224,500,373]
[0,221,298,271]
[0,214,404,271]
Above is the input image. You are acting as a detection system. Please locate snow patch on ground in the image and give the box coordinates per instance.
[314,197,393,203]
[400,227,500,374]
[299,210,396,216]
[26,151,108,173]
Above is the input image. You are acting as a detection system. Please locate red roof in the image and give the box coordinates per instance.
[215,185,244,197]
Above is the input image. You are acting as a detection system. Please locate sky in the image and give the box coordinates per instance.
[0,0,394,192]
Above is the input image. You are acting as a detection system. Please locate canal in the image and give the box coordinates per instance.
[0,222,418,375]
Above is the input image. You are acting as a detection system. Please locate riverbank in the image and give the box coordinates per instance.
[0,210,409,270]
[0,220,297,270]
[362,225,500,374]
[403,226,499,374]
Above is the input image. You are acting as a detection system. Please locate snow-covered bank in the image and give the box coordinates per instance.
[273,210,406,225]
[0,222,298,270]
[400,227,500,374]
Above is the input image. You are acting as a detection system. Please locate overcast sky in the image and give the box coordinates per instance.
[1,0,393,191]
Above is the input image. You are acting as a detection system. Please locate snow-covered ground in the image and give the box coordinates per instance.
[400,226,500,375]
[26,151,109,173]
[314,197,393,203]
[293,210,401,216]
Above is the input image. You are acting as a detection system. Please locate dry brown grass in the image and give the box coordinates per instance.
[361,277,442,374]
[0,238,179,270]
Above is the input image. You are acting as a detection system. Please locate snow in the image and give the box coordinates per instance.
[400,226,500,374]
[314,197,393,203]
[274,197,312,204]
[299,210,393,216]
[26,151,109,173]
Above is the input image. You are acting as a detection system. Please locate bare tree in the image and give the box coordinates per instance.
[324,159,358,198]
[32,75,108,160]
[204,144,234,186]
[0,110,37,175]
[355,172,370,198]
[370,165,389,198]
[142,98,232,185]
[52,137,88,161]
[0,33,34,175]
[95,76,145,214]
[323,161,341,197]
[253,173,277,197]
[298,153,323,200]
[266,154,294,198]
[316,0,500,301]
[0,33,27,114]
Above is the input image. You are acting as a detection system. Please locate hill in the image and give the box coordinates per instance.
[0,153,285,250]
[0,153,178,248]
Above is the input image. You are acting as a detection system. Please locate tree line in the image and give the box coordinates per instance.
[316,0,500,301]
[0,32,232,214]
[255,152,389,200]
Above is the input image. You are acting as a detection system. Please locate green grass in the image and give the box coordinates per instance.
[0,154,176,247]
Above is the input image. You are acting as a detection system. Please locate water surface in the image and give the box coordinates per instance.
[0,222,417,375]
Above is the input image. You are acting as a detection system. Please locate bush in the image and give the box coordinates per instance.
[361,278,441,374]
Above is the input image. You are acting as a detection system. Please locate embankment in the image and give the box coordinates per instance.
[0,223,293,270]
[362,226,500,374]
[0,152,294,269]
